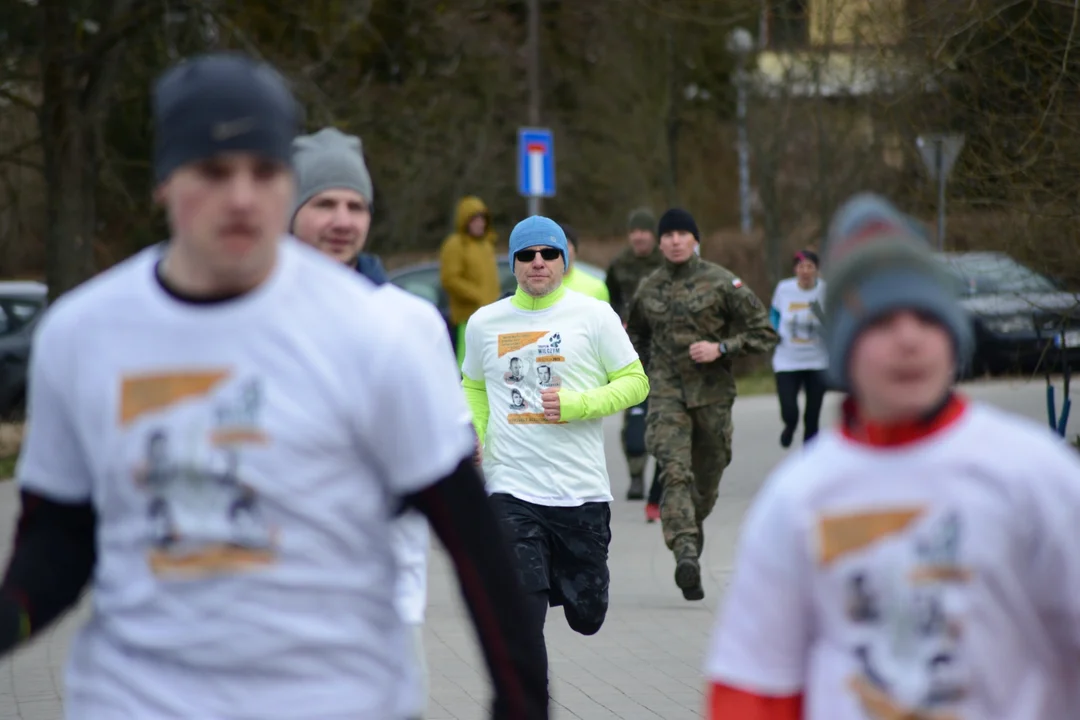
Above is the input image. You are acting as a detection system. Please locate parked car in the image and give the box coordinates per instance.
[938,252,1080,375]
[0,281,48,418]
[388,257,606,332]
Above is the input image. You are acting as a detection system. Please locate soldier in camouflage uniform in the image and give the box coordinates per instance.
[606,208,665,512]
[627,208,778,601]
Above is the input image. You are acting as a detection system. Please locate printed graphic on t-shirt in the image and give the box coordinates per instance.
[536,363,561,389]
[122,370,277,579]
[818,507,972,720]
[504,356,526,384]
[497,330,566,425]
[509,387,529,411]
[785,300,821,345]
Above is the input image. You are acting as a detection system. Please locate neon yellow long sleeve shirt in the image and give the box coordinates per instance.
[461,285,649,444]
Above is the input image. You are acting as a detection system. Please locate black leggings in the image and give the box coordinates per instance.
[775,369,827,443]
[523,590,551,695]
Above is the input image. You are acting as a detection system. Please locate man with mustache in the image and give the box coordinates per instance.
[0,53,546,720]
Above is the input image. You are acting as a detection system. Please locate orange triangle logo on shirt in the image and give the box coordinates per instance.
[497,331,549,357]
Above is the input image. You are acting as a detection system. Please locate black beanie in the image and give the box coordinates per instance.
[152,52,303,183]
[657,208,699,241]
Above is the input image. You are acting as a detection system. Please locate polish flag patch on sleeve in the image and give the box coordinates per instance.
[732,278,743,288]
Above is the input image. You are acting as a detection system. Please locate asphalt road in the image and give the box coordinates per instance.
[0,377,1073,719]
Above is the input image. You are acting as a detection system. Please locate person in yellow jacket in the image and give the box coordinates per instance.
[558,223,610,303]
[440,196,502,365]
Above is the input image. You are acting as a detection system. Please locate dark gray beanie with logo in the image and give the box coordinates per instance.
[290,127,374,227]
[821,193,973,391]
[152,52,302,183]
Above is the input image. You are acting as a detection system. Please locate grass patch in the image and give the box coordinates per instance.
[736,367,777,397]
[0,423,21,481]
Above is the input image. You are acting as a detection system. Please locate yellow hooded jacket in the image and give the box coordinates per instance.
[439,196,501,326]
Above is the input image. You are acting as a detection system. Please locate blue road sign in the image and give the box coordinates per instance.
[518,127,556,198]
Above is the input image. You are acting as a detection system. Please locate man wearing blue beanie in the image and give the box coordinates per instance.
[705,192,1080,720]
[0,52,548,720]
[460,215,650,691]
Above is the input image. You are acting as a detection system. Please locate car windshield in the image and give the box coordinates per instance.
[941,255,1059,296]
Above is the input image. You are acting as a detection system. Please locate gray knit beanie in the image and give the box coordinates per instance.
[822,192,973,391]
[290,127,373,227]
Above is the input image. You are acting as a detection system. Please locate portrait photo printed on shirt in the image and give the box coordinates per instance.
[504,356,526,384]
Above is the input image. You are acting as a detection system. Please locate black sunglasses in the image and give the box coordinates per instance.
[514,248,562,263]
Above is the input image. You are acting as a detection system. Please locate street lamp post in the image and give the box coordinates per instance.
[726,27,754,236]
[526,0,542,217]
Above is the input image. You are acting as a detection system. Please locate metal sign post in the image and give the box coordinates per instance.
[517,127,555,216]
[916,134,965,251]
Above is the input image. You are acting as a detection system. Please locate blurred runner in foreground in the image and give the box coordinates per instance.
[705,193,1080,720]
[0,52,547,720]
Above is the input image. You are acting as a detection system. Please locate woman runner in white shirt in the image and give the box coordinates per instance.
[769,250,828,448]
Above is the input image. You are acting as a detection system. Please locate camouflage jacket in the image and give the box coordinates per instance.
[606,245,665,322]
[627,255,779,408]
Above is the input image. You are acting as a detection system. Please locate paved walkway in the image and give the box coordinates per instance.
[0,379,1067,719]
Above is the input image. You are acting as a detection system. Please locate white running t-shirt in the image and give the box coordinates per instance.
[16,238,474,720]
[770,277,828,372]
[462,289,638,506]
[705,400,1080,719]
[377,281,466,627]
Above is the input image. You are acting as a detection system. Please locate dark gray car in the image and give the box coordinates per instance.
[938,252,1080,374]
[0,281,48,418]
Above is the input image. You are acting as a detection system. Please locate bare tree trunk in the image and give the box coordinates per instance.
[40,32,93,299]
[39,0,136,301]
[663,26,680,207]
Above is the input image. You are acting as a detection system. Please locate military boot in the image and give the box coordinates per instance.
[673,538,705,602]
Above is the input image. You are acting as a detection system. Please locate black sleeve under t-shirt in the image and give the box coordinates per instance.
[406,458,550,720]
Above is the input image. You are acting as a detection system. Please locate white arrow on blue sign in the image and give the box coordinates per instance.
[518,127,556,198]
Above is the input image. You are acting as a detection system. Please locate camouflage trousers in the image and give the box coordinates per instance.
[645,399,734,555]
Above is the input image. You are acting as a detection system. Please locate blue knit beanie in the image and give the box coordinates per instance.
[508,216,569,271]
[822,193,973,391]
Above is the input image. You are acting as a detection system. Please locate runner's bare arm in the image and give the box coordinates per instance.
[0,490,96,654]
[406,457,549,720]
